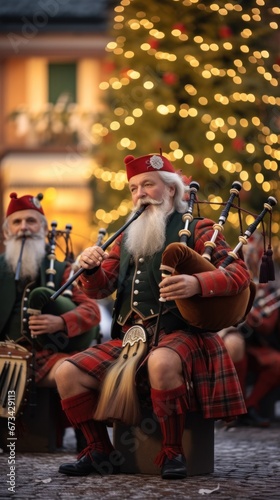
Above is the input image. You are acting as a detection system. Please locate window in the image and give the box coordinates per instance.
[48,63,77,103]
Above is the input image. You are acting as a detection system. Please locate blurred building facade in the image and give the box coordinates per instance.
[0,0,115,255]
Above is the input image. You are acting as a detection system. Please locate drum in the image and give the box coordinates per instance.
[0,341,32,418]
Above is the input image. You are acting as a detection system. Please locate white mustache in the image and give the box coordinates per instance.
[15,230,32,239]
[137,198,163,208]
[15,231,42,241]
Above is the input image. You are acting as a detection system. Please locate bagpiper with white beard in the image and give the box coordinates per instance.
[0,192,101,387]
[55,153,252,481]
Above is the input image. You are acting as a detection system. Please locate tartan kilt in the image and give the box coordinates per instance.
[66,328,246,420]
[34,350,70,383]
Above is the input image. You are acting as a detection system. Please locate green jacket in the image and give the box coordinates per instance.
[111,211,199,337]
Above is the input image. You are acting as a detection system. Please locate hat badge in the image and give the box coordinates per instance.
[147,155,164,170]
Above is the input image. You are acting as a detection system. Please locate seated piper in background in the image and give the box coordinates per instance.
[55,153,253,480]
[0,192,101,449]
[219,233,280,427]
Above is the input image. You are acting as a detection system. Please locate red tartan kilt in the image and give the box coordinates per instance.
[29,350,69,384]
[67,330,246,420]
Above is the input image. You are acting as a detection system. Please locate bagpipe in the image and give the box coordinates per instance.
[156,181,274,335]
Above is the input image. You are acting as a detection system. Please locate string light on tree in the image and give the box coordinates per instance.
[90,0,280,248]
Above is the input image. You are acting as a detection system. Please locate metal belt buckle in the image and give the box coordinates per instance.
[122,325,147,348]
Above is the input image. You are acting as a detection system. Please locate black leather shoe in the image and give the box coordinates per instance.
[59,449,121,476]
[161,454,187,480]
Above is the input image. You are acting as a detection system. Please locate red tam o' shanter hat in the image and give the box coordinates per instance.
[6,192,45,217]
[124,154,176,181]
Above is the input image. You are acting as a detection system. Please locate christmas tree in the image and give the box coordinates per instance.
[90,0,280,253]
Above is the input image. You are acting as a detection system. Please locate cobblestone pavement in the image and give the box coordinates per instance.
[1,423,280,500]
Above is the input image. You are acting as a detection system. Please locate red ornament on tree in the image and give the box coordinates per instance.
[232,137,246,151]
[162,72,178,85]
[218,25,233,39]
[147,38,159,50]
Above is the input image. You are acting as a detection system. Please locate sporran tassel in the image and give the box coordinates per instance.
[94,326,148,425]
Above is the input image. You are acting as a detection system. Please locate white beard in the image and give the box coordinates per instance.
[4,229,46,281]
[124,194,172,260]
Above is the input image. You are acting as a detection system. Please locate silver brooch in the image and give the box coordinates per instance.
[147,155,164,170]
